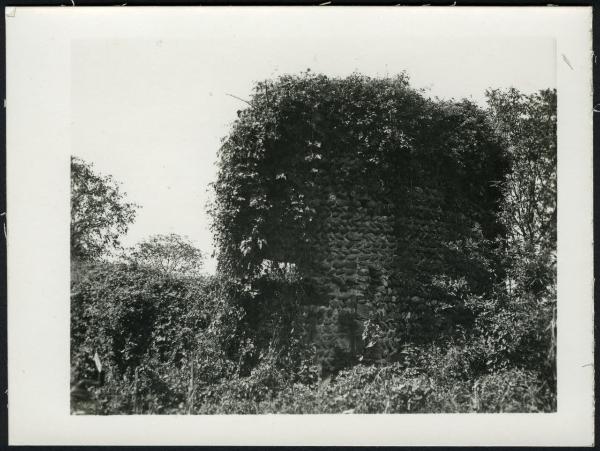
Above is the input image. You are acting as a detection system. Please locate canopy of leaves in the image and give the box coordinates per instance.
[123,233,204,278]
[210,72,507,280]
[71,156,138,261]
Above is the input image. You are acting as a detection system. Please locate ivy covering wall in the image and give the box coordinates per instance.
[211,73,508,370]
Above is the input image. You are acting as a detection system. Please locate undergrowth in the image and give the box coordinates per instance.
[71,263,555,415]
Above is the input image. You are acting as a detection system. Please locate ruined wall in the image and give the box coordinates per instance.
[288,129,504,371]
[301,178,474,370]
[212,74,507,372]
[305,189,397,369]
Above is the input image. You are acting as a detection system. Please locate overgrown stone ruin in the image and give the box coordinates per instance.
[213,73,508,372]
[296,172,502,371]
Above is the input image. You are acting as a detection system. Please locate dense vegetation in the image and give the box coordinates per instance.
[71,74,556,414]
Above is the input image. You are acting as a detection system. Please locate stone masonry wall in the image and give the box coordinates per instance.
[305,188,397,369]
[302,177,478,371]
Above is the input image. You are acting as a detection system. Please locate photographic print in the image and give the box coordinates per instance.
[6,6,593,446]
[69,35,557,415]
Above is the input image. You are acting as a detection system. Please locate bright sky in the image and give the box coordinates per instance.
[71,31,555,274]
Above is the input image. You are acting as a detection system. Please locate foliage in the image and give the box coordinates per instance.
[468,292,556,387]
[70,77,557,415]
[71,156,138,261]
[71,262,245,414]
[123,233,204,278]
[209,72,506,281]
[71,260,555,414]
[486,88,557,298]
[486,88,557,387]
[189,360,553,414]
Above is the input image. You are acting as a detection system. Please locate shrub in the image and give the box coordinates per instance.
[472,368,555,412]
[465,291,556,388]
[190,362,553,414]
[71,261,245,414]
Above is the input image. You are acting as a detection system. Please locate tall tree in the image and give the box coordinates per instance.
[486,88,557,296]
[71,156,138,261]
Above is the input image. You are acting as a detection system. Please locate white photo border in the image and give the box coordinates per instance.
[6,6,594,446]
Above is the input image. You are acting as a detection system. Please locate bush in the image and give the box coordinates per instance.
[465,291,556,389]
[71,261,245,414]
[185,357,554,414]
[472,368,555,412]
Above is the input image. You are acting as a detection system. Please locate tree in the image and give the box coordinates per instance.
[485,88,557,391]
[124,233,204,277]
[486,88,557,297]
[71,156,138,261]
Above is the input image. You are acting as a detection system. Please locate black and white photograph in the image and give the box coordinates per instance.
[69,38,559,415]
[6,5,594,446]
